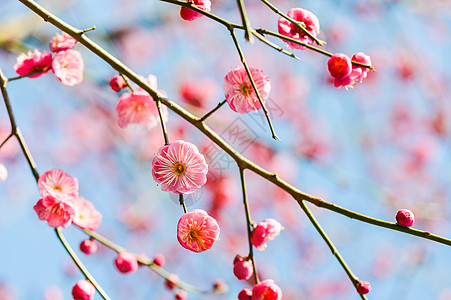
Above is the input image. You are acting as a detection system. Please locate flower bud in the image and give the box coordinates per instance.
[114,251,138,274]
[396,209,415,227]
[233,255,253,280]
[356,280,371,295]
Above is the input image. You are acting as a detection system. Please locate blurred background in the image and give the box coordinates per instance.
[1,0,451,299]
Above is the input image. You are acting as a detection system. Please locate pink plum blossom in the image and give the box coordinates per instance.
[356,281,371,295]
[49,32,77,52]
[72,279,95,300]
[115,251,138,274]
[252,279,282,300]
[33,195,75,228]
[334,52,372,89]
[238,288,253,300]
[177,209,220,252]
[233,255,253,280]
[72,197,102,230]
[0,163,7,181]
[251,218,284,250]
[278,8,320,49]
[152,140,208,194]
[80,240,98,255]
[396,209,415,227]
[180,0,211,21]
[223,66,271,114]
[51,49,84,86]
[328,53,352,80]
[115,91,168,129]
[38,169,79,200]
[14,50,52,78]
[109,75,127,92]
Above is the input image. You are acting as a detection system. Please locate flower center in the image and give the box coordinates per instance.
[188,228,201,243]
[53,185,62,192]
[240,84,252,95]
[174,163,186,175]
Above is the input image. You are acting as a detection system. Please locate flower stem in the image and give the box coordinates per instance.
[259,0,326,46]
[120,73,135,92]
[250,29,300,60]
[155,99,170,145]
[179,194,188,213]
[236,0,253,42]
[7,67,51,82]
[199,99,227,122]
[0,132,13,150]
[239,168,260,284]
[229,29,280,141]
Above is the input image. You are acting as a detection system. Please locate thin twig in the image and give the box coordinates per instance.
[298,200,367,300]
[229,29,280,140]
[239,168,260,284]
[236,0,254,42]
[7,67,51,82]
[199,99,227,122]
[0,132,13,149]
[251,29,300,60]
[259,0,326,46]
[155,99,169,145]
[179,194,188,213]
[119,73,135,92]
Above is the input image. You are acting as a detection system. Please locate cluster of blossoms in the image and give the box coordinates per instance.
[33,169,101,229]
[238,280,282,300]
[327,52,372,89]
[14,32,84,86]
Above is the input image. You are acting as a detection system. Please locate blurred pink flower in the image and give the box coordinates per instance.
[179,78,218,108]
[49,32,77,52]
[152,140,208,194]
[251,218,284,250]
[38,169,79,200]
[278,8,320,49]
[252,279,282,300]
[72,197,102,230]
[33,195,75,228]
[175,290,187,300]
[153,253,165,267]
[0,163,7,181]
[180,0,211,21]
[72,280,95,300]
[51,49,84,86]
[115,91,168,129]
[223,66,271,114]
[177,209,220,252]
[165,274,179,290]
[14,50,52,78]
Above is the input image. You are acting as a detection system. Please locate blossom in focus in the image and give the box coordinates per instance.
[396,209,415,227]
[115,252,138,274]
[152,140,208,194]
[51,49,84,86]
[278,8,320,49]
[333,52,372,89]
[177,209,220,252]
[251,218,283,250]
[328,53,352,80]
[252,279,282,300]
[356,280,371,295]
[0,163,7,181]
[72,197,102,230]
[38,169,79,200]
[72,279,95,300]
[33,195,75,228]
[233,255,253,280]
[49,32,77,52]
[14,50,52,78]
[115,91,168,129]
[223,66,271,114]
[180,0,211,21]
[109,75,127,92]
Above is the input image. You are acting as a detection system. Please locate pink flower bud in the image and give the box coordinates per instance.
[356,280,371,295]
[165,274,179,290]
[153,253,165,267]
[180,0,211,21]
[109,75,127,92]
[175,290,187,300]
[251,218,284,251]
[328,53,352,79]
[252,279,282,300]
[238,288,253,300]
[233,255,253,280]
[80,240,97,255]
[114,252,138,274]
[396,209,415,227]
[72,280,95,300]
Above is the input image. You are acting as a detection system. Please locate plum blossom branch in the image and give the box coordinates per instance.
[7,66,51,82]
[155,98,170,145]
[298,200,367,300]
[236,0,253,42]
[0,66,111,300]
[179,194,188,213]
[0,132,13,149]
[17,0,451,247]
[199,99,227,122]
[229,29,280,140]
[83,228,226,295]
[239,168,260,284]
[250,29,300,60]
[259,0,326,46]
